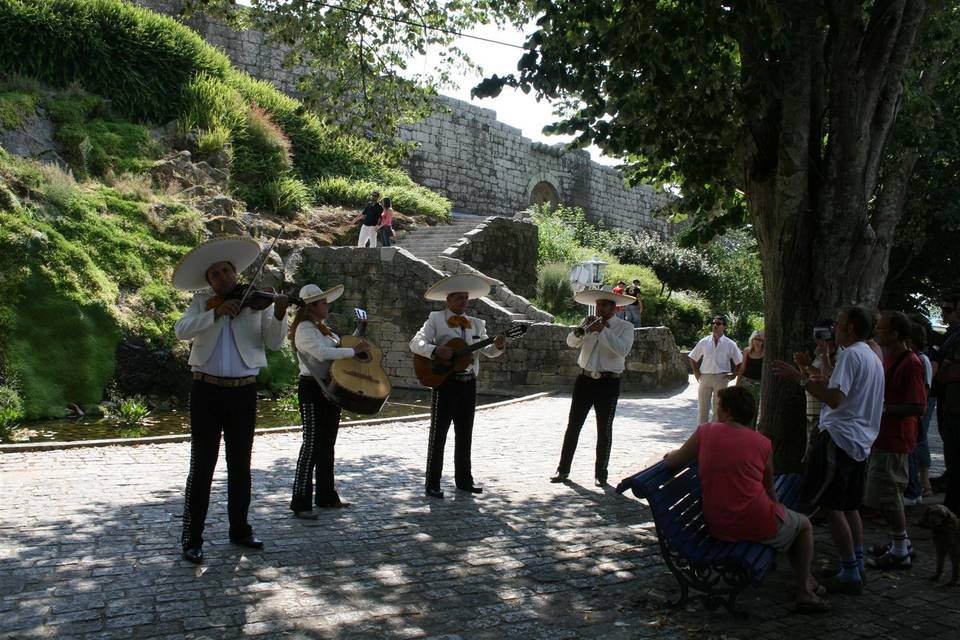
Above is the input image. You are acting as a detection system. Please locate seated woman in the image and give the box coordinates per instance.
[664,386,827,613]
[289,283,370,517]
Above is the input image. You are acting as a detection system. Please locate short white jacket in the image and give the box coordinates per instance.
[409,310,503,375]
[567,316,635,374]
[175,292,287,370]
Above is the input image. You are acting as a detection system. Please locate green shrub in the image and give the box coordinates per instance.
[179,73,247,134]
[257,344,299,394]
[0,0,231,121]
[0,90,37,128]
[232,104,293,208]
[55,116,158,177]
[195,126,232,163]
[43,93,106,124]
[609,234,718,298]
[529,205,582,265]
[535,263,575,316]
[105,394,150,426]
[312,176,450,220]
[258,176,310,219]
[643,294,710,349]
[0,384,24,443]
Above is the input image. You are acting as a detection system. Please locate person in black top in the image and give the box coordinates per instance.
[623,279,644,328]
[932,294,960,514]
[351,190,383,248]
[735,329,764,429]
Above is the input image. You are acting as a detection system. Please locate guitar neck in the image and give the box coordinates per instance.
[453,335,498,359]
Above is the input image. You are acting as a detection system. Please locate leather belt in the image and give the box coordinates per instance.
[193,373,257,387]
[581,369,621,379]
[452,373,476,382]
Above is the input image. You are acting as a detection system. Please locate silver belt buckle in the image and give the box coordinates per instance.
[590,370,601,380]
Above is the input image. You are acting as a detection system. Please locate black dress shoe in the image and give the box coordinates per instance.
[317,499,351,508]
[425,487,444,499]
[594,478,608,487]
[182,547,204,564]
[550,473,569,483]
[456,484,483,494]
[230,535,264,549]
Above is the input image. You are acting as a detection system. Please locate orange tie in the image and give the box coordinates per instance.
[447,315,472,330]
[318,323,332,336]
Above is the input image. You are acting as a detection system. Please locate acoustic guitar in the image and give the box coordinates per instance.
[413,324,528,388]
[323,309,392,414]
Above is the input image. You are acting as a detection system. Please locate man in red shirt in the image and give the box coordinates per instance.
[865,310,927,570]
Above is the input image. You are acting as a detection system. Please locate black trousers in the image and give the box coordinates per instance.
[556,375,621,482]
[942,410,960,515]
[426,377,477,489]
[181,380,257,549]
[291,377,342,511]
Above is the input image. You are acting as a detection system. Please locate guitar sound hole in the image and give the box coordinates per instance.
[356,352,371,362]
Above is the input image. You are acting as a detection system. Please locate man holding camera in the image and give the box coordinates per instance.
[689,315,742,425]
[773,306,884,594]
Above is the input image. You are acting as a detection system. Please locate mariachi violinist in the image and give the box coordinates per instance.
[172,236,289,564]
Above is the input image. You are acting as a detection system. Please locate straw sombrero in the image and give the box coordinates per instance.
[574,288,637,306]
[173,236,261,291]
[423,274,491,301]
[299,283,344,305]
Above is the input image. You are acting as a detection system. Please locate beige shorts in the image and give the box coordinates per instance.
[864,450,908,511]
[760,507,806,552]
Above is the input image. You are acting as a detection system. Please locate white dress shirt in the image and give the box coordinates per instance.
[567,315,635,374]
[689,334,743,374]
[295,322,356,379]
[409,309,503,375]
[175,292,287,373]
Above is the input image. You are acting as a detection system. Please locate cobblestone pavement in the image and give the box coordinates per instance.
[1,377,955,639]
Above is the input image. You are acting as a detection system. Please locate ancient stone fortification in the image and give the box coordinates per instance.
[298,246,687,394]
[441,216,539,298]
[134,0,674,235]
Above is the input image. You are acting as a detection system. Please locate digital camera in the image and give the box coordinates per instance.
[813,326,835,341]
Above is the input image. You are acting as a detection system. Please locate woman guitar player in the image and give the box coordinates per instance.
[289,283,370,516]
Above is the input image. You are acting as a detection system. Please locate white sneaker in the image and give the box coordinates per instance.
[902,495,923,506]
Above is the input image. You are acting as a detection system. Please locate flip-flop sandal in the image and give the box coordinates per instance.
[796,598,830,614]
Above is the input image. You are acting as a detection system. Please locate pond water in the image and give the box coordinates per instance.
[14,389,506,444]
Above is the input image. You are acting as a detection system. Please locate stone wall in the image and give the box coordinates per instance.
[134,0,675,236]
[296,246,687,394]
[442,217,539,298]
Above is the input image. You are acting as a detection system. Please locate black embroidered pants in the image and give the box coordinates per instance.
[556,375,621,482]
[291,377,343,511]
[426,377,477,490]
[181,380,257,549]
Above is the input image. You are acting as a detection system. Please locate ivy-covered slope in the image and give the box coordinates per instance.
[0,0,453,424]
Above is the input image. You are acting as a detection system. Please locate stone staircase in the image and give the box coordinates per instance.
[397,213,485,269]
[398,213,554,324]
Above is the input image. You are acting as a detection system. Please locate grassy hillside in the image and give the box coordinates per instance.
[0,0,453,428]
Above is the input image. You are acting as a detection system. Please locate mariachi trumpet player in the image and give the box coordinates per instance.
[550,287,636,487]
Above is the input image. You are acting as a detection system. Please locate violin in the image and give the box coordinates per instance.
[206,284,305,312]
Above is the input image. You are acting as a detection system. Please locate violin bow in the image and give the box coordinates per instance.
[237,224,286,309]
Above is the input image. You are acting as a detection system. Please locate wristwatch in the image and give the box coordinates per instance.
[799,377,810,389]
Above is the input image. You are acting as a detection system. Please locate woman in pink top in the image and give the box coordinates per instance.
[378,197,397,247]
[664,386,827,613]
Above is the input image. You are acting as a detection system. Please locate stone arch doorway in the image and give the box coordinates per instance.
[530,180,560,207]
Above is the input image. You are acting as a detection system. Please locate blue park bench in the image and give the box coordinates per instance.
[616,459,803,617]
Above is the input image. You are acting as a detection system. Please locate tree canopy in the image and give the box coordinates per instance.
[476,0,960,468]
[185,0,529,142]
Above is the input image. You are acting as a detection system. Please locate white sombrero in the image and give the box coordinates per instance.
[173,236,261,291]
[574,288,637,306]
[299,283,344,305]
[423,274,491,301]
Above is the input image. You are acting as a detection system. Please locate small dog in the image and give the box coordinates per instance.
[921,504,960,585]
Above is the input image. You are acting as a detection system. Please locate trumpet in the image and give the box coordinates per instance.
[573,315,604,337]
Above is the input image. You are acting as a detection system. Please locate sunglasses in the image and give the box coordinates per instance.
[712,321,725,326]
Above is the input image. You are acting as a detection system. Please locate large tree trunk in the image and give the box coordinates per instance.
[739,1,927,471]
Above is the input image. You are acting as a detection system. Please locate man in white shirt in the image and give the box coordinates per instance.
[773,306,884,595]
[172,237,289,564]
[550,289,636,486]
[410,274,506,499]
[688,315,743,424]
